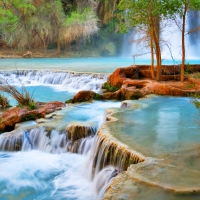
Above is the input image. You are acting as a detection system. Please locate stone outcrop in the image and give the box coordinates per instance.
[88,108,145,177]
[108,65,140,88]
[65,123,96,153]
[65,65,200,103]
[66,90,97,103]
[66,123,96,142]
[0,101,65,132]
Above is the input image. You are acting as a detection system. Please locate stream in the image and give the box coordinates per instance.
[0,58,199,200]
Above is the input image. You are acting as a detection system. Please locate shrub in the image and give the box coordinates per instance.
[94,93,102,100]
[102,82,120,92]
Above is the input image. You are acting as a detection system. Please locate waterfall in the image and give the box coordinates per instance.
[0,126,96,154]
[92,166,118,200]
[122,11,200,60]
[0,106,145,199]
[0,70,107,92]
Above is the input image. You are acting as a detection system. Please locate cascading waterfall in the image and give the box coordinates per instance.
[0,126,96,155]
[122,11,200,60]
[0,97,142,199]
[0,70,107,92]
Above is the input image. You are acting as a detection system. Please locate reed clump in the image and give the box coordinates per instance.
[0,78,36,109]
[0,94,10,109]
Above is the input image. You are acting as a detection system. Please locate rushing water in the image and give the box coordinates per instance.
[0,58,200,199]
[0,151,94,200]
[0,64,122,199]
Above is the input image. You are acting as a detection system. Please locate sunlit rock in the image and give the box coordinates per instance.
[0,101,65,132]
[66,123,96,142]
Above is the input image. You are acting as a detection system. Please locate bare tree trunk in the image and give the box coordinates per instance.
[150,15,162,81]
[150,30,155,79]
[181,3,188,82]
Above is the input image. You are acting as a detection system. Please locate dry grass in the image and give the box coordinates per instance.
[64,8,99,43]
[0,78,34,107]
[0,94,10,109]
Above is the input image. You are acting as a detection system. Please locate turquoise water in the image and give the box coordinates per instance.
[6,85,74,106]
[0,58,200,200]
[0,151,94,200]
[110,96,200,157]
[0,58,200,73]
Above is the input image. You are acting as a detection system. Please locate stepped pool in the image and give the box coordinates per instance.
[0,58,199,200]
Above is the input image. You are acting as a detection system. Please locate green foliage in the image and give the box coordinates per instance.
[65,99,72,103]
[0,0,66,50]
[94,93,102,100]
[186,83,195,89]
[65,8,99,43]
[191,93,200,111]
[23,113,37,121]
[27,101,37,110]
[193,73,200,79]
[103,82,120,92]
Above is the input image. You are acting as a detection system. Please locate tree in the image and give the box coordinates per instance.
[64,7,99,47]
[0,0,36,49]
[34,0,66,52]
[118,0,181,81]
[0,0,66,52]
[174,0,200,82]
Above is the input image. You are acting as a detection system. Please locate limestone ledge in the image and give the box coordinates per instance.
[101,108,200,199]
[103,158,200,200]
[96,108,146,171]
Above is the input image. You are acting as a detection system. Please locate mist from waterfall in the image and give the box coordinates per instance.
[122,11,200,60]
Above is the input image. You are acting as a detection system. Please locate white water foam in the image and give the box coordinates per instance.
[0,150,94,200]
[0,70,107,92]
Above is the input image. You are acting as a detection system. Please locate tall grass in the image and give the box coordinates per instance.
[0,78,35,107]
[0,94,10,109]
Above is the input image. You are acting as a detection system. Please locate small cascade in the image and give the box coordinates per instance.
[22,127,67,153]
[0,132,23,151]
[88,135,145,179]
[93,166,118,200]
[66,124,96,153]
[78,137,94,155]
[0,125,97,155]
[0,70,107,92]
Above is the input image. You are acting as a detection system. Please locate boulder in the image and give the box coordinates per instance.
[108,65,139,88]
[0,101,65,132]
[66,123,96,153]
[66,90,98,103]
[146,82,187,96]
[66,123,96,142]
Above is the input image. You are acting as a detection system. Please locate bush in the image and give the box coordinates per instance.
[102,82,120,92]
[94,93,102,100]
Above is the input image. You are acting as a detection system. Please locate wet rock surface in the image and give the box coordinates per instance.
[66,123,96,142]
[0,101,65,132]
